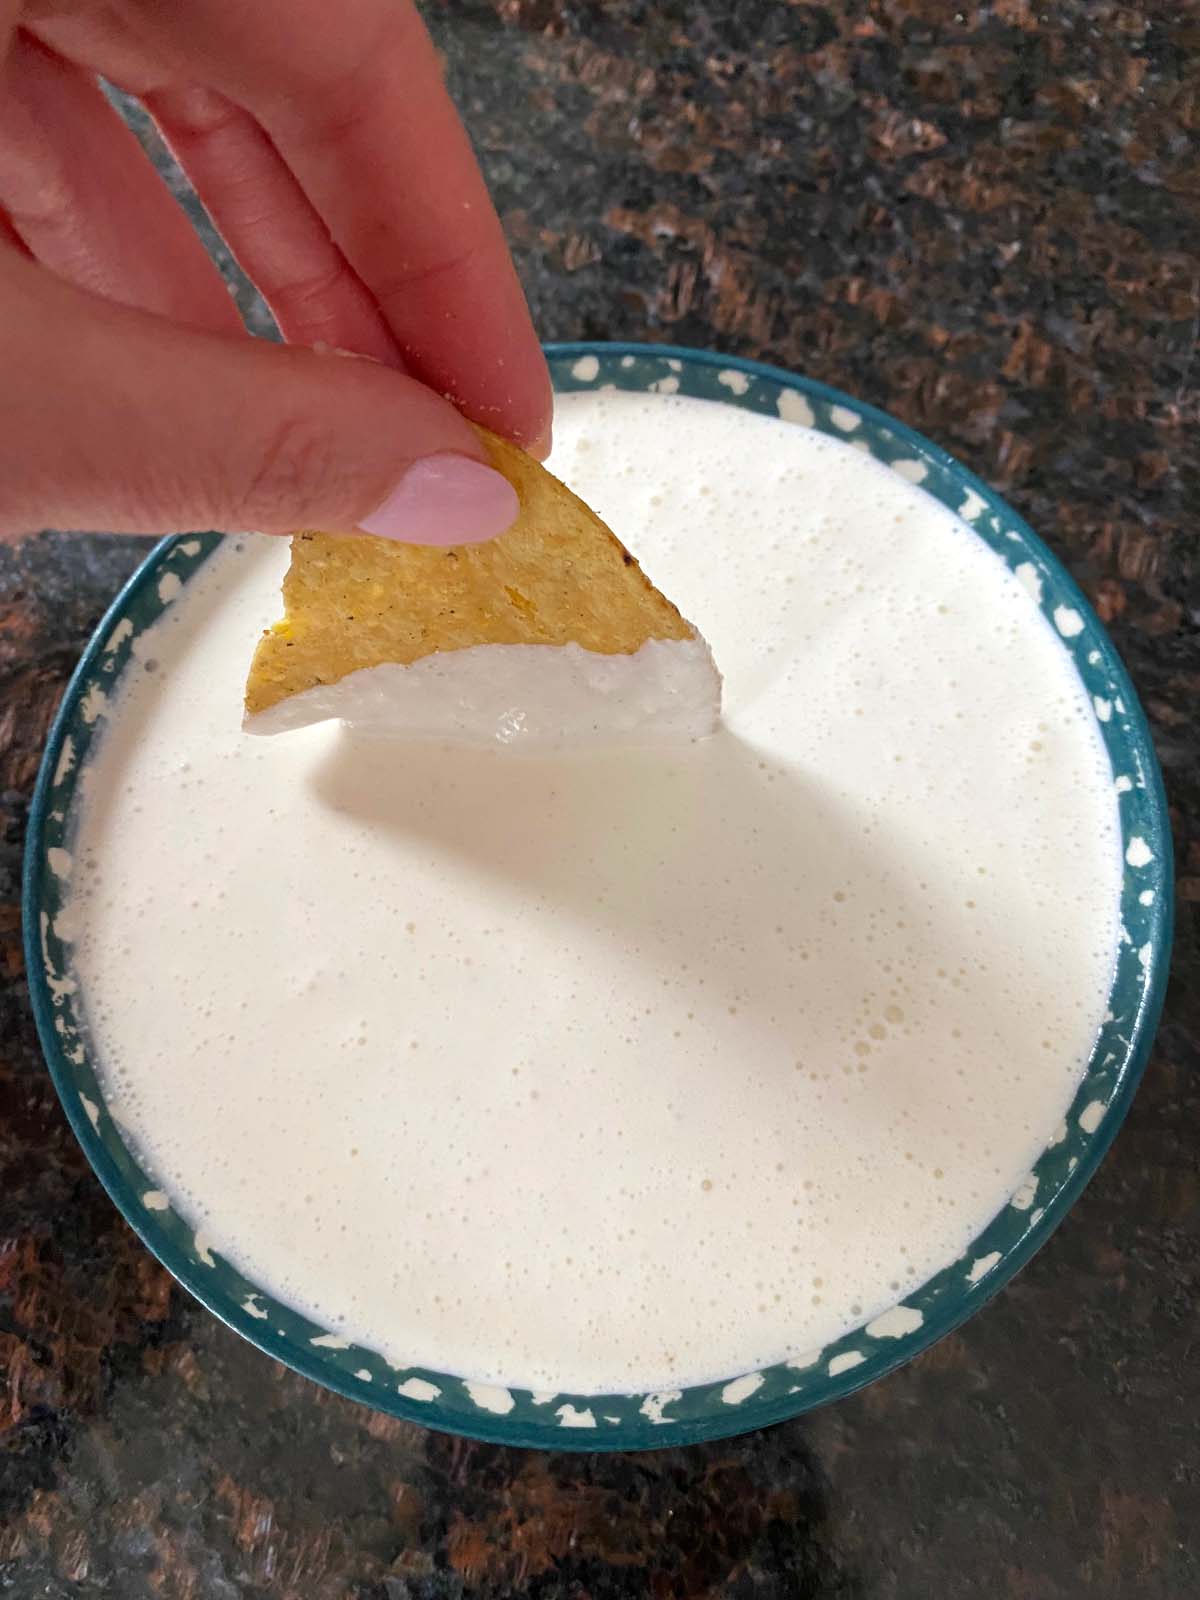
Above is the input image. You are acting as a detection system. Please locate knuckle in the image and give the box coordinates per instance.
[236,411,345,531]
[270,263,349,322]
[373,243,485,313]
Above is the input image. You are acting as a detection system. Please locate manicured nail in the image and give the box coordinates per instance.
[359,454,519,546]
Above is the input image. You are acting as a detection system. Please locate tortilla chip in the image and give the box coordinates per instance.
[244,426,699,726]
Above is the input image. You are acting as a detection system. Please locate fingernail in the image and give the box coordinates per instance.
[359,454,519,546]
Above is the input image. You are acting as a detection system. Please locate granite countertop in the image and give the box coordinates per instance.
[1,2,1197,1595]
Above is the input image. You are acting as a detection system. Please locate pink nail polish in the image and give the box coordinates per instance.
[360,455,519,546]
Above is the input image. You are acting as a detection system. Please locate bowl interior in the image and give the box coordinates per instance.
[24,343,1172,1450]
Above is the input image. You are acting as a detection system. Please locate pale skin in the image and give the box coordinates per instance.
[0,0,553,543]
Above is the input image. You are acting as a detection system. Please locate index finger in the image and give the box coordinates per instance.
[149,0,552,455]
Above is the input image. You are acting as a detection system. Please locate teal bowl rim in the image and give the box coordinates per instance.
[23,340,1174,1451]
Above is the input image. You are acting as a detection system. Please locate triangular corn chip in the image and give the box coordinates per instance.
[243,427,721,744]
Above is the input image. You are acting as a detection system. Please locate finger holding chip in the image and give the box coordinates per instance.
[245,429,722,746]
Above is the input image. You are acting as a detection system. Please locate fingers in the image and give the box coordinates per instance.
[145,84,404,364]
[253,8,553,454]
[0,253,517,544]
[100,0,553,455]
[0,31,240,334]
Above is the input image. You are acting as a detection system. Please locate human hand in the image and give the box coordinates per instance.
[0,0,551,544]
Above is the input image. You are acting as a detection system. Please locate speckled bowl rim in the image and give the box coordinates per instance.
[24,341,1173,1451]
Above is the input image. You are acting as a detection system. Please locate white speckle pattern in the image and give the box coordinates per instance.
[157,573,183,604]
[787,1349,823,1371]
[666,359,682,372]
[1138,942,1152,971]
[356,1368,373,1382]
[1139,889,1155,906]
[465,1382,515,1415]
[1014,562,1043,603]
[557,1404,597,1428]
[243,1295,268,1319]
[194,1231,215,1268]
[143,1189,169,1211]
[180,540,202,557]
[865,1305,923,1339]
[721,1372,764,1406]
[571,355,600,382]
[1094,697,1112,722]
[1115,775,1133,794]
[1011,1175,1038,1211]
[104,619,134,654]
[46,848,72,880]
[967,1251,1001,1284]
[640,1391,682,1424]
[530,1391,557,1406]
[717,369,750,396]
[80,1095,100,1129]
[620,355,635,368]
[53,736,75,788]
[1078,1100,1106,1134]
[397,1377,441,1402]
[1125,836,1153,868]
[827,1351,865,1377]
[958,489,986,521]
[80,685,108,725]
[650,375,680,394]
[830,405,861,432]
[776,389,815,426]
[311,1333,351,1349]
[39,912,76,1003]
[1054,606,1085,638]
[891,458,928,483]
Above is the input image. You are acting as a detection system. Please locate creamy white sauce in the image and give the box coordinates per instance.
[244,636,720,743]
[64,391,1121,1394]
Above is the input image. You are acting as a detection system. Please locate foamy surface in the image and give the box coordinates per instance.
[62,391,1121,1392]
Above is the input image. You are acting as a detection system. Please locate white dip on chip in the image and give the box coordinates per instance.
[244,635,720,742]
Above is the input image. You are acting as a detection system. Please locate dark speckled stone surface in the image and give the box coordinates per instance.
[2,2,1198,1595]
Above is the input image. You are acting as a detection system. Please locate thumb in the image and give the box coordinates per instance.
[0,255,520,544]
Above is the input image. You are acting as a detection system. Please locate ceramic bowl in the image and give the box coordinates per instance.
[24,343,1172,1450]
